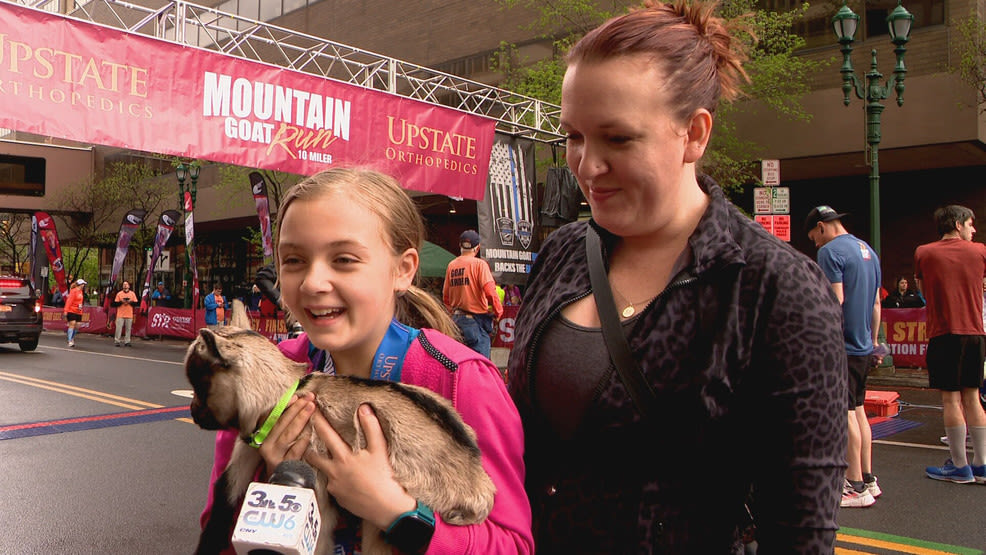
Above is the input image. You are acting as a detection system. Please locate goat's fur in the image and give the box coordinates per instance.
[186,327,495,555]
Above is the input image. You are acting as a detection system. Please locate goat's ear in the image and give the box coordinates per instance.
[201,328,232,365]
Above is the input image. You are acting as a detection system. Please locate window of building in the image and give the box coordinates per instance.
[0,154,45,197]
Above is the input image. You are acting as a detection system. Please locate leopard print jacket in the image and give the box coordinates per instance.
[507,177,848,554]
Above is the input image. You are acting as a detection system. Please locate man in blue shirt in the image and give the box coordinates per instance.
[204,284,225,331]
[807,205,884,508]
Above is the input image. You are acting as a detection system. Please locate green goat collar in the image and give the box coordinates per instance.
[248,380,300,448]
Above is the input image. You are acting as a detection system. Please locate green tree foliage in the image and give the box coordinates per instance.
[493,0,820,198]
[54,159,172,286]
[0,212,29,274]
[950,12,986,112]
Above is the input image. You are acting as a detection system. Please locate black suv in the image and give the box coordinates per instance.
[0,276,43,351]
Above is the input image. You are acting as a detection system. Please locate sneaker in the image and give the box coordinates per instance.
[841,480,875,508]
[926,459,975,483]
[973,465,986,484]
[67,341,74,347]
[864,476,882,498]
[125,343,132,347]
[114,342,121,347]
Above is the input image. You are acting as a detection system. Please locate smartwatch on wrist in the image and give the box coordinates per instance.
[382,499,435,554]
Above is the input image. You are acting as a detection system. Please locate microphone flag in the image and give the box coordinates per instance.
[250,171,274,260]
[139,209,181,312]
[103,209,147,311]
[33,211,68,295]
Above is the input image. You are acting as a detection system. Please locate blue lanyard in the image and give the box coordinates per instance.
[311,318,420,382]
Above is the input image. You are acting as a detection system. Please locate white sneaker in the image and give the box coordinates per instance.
[68,340,74,347]
[864,476,882,498]
[940,434,973,448]
[841,480,875,508]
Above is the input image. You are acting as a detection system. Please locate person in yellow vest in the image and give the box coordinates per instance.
[443,230,503,358]
[112,280,138,347]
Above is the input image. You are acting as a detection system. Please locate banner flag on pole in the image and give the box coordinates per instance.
[249,172,274,260]
[33,211,68,295]
[476,134,540,285]
[183,192,200,310]
[103,209,147,311]
[28,213,38,290]
[139,210,181,312]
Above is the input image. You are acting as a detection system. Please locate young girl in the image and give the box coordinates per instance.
[200,168,533,554]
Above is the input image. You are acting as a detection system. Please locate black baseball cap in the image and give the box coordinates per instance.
[804,205,847,233]
[460,230,481,249]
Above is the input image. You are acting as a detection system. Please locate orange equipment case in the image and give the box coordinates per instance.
[864,390,900,418]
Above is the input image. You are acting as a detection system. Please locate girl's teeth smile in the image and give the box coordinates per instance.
[309,308,343,318]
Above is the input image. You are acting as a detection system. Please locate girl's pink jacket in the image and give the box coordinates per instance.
[200,329,533,554]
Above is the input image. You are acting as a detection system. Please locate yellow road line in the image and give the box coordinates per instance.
[0,371,163,410]
[838,532,966,554]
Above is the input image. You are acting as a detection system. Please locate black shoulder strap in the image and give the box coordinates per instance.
[585,226,657,421]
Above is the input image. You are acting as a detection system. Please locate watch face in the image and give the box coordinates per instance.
[387,512,435,554]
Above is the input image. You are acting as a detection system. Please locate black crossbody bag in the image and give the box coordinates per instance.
[584,226,657,420]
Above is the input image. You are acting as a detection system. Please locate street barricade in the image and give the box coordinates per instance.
[43,306,289,344]
[882,307,928,368]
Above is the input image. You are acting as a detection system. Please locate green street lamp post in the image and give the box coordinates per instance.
[176,162,200,308]
[832,0,913,255]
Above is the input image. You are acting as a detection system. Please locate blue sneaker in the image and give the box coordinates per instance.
[973,465,986,484]
[926,459,975,483]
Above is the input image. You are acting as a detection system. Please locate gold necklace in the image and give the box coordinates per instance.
[610,282,657,319]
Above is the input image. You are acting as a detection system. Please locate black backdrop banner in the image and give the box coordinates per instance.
[477,133,539,286]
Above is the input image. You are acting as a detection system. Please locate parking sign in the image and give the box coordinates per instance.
[762,159,780,186]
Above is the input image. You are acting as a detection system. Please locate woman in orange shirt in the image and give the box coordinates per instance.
[63,278,86,347]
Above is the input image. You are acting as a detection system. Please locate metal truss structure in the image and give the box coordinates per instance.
[9,0,565,144]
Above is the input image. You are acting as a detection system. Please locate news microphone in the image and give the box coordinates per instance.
[231,460,321,555]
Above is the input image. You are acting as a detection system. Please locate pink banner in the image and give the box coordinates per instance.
[0,3,496,200]
[44,305,287,343]
[42,306,109,334]
[145,307,206,339]
[883,308,928,368]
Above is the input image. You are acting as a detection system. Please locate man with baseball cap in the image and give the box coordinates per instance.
[806,205,884,507]
[443,229,503,358]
